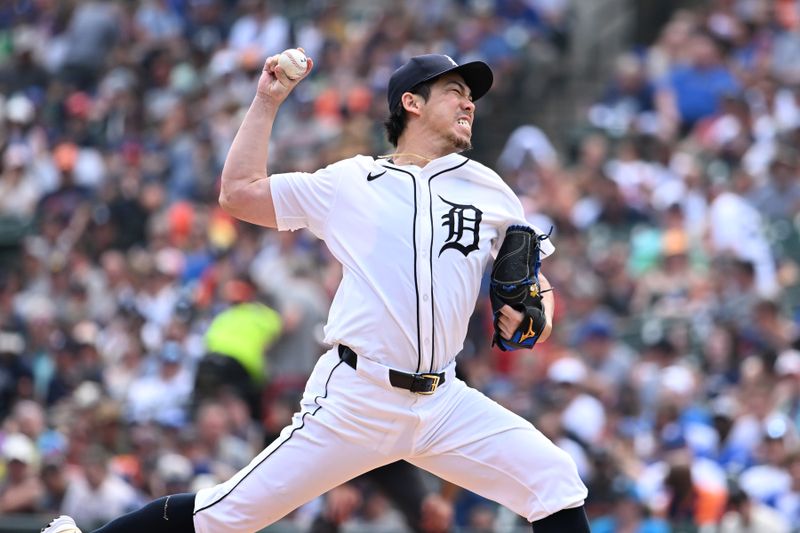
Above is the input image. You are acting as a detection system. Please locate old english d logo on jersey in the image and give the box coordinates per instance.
[439,196,482,257]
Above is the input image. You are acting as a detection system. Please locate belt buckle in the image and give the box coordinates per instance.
[416,373,440,395]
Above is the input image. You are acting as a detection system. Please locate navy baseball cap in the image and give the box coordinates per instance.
[387,54,493,112]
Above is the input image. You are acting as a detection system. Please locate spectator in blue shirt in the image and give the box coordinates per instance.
[591,479,670,533]
[661,32,740,133]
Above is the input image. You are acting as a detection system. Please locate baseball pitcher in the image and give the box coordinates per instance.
[44,51,589,533]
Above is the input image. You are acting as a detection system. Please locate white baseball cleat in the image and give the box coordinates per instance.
[41,516,82,533]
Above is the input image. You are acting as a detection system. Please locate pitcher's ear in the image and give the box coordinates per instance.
[401,92,423,115]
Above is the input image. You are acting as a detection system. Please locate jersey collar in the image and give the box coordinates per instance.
[378,153,468,174]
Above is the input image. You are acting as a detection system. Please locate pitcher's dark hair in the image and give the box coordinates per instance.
[383,81,433,147]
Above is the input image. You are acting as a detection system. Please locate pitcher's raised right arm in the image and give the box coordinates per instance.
[219,51,313,228]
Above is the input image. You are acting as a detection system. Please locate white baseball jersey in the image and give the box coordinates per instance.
[193,153,585,533]
[270,153,554,373]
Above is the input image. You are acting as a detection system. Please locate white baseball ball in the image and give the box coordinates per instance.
[278,49,308,80]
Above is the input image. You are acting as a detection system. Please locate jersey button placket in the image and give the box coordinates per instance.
[416,175,433,371]
[420,247,429,303]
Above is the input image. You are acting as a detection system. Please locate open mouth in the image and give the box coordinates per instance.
[457,118,471,130]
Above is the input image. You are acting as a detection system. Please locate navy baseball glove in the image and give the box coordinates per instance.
[490,225,550,351]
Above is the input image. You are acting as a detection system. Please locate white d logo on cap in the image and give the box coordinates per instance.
[444,55,458,66]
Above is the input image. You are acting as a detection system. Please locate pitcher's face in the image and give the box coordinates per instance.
[418,73,476,152]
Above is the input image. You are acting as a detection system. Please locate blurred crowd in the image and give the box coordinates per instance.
[1,0,800,532]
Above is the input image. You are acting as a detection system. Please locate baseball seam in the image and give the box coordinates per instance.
[286,51,304,77]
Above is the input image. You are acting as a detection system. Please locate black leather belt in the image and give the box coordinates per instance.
[338,345,445,394]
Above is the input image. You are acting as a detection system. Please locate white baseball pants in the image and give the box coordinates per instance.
[193,347,587,533]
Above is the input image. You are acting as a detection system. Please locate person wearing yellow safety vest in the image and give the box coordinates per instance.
[194,278,282,421]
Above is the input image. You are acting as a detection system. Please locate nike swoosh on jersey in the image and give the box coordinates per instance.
[367,170,387,181]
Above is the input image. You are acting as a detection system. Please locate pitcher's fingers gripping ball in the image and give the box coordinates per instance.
[278,49,308,80]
